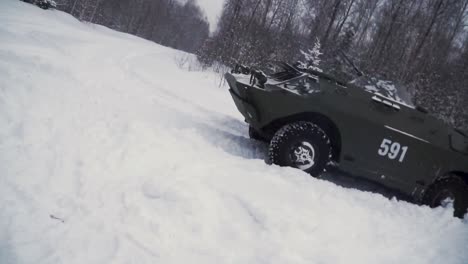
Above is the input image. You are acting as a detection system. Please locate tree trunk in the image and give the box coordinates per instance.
[267,0,284,30]
[246,0,262,30]
[355,0,379,47]
[261,0,273,27]
[90,0,101,23]
[370,0,404,62]
[443,0,468,62]
[410,0,445,63]
[333,0,355,41]
[321,0,342,45]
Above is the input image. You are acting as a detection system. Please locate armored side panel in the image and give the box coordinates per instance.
[226,69,468,200]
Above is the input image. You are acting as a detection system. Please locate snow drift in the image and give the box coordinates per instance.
[0,1,467,263]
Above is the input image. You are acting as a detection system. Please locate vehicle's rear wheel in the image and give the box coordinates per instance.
[269,121,332,176]
[423,175,468,218]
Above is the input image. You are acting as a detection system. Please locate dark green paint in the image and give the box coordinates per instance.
[226,69,468,201]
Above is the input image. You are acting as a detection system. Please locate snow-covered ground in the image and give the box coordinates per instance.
[1,1,467,263]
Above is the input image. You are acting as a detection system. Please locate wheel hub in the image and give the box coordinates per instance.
[291,142,315,170]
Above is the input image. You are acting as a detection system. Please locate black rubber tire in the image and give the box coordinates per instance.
[269,121,332,177]
[423,176,468,218]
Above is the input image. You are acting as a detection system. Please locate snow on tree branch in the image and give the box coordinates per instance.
[298,38,323,72]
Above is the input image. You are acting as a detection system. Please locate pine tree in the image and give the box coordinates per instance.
[299,38,323,72]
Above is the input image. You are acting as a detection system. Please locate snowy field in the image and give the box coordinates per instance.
[1,1,467,263]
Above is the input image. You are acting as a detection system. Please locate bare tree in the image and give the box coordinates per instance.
[55,0,209,53]
[199,0,468,130]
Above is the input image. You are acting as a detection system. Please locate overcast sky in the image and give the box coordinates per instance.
[195,0,225,33]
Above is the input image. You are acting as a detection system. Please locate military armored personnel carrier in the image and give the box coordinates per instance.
[226,62,468,218]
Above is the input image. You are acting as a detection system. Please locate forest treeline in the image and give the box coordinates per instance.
[199,0,468,130]
[53,0,467,130]
[55,0,210,53]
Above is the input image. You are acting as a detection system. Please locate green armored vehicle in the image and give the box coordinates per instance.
[226,62,468,217]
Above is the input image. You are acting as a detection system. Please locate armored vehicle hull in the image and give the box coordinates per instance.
[226,63,468,217]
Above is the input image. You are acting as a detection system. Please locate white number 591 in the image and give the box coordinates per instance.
[378,139,408,163]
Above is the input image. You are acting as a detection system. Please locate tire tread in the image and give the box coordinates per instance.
[269,121,332,175]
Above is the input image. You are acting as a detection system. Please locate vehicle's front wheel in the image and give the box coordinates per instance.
[269,121,332,176]
[423,175,468,218]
